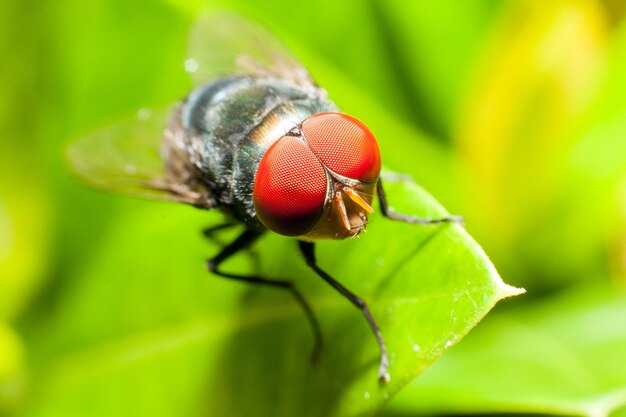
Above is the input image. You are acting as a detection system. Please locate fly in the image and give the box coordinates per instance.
[68,13,462,382]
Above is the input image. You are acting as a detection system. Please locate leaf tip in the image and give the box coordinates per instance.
[497,282,526,299]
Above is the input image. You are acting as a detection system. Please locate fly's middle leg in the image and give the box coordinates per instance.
[206,229,323,363]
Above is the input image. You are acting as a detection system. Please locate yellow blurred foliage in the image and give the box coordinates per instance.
[456,0,608,264]
[0,178,51,320]
[0,323,24,413]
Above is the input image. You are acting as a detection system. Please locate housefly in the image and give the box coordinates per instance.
[68,13,461,382]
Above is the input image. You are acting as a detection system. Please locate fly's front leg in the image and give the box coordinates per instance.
[377,179,464,225]
[206,229,323,363]
[298,241,390,383]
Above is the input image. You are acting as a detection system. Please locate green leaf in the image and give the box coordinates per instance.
[18,180,520,417]
[385,284,626,417]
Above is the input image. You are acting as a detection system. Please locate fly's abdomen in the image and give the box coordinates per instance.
[168,76,337,227]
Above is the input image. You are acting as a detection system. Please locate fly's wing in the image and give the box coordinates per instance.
[186,12,318,91]
[68,12,309,209]
[67,107,216,208]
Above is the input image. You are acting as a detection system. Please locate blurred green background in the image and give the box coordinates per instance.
[2,0,626,416]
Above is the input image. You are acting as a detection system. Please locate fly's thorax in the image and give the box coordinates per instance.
[164,75,336,226]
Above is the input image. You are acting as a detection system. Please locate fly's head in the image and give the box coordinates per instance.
[253,112,381,240]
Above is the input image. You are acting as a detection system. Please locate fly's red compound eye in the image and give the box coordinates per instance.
[254,136,328,236]
[301,112,381,182]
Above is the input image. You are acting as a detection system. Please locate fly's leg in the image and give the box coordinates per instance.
[202,221,239,247]
[377,179,464,225]
[202,222,237,239]
[206,229,323,363]
[298,240,390,383]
